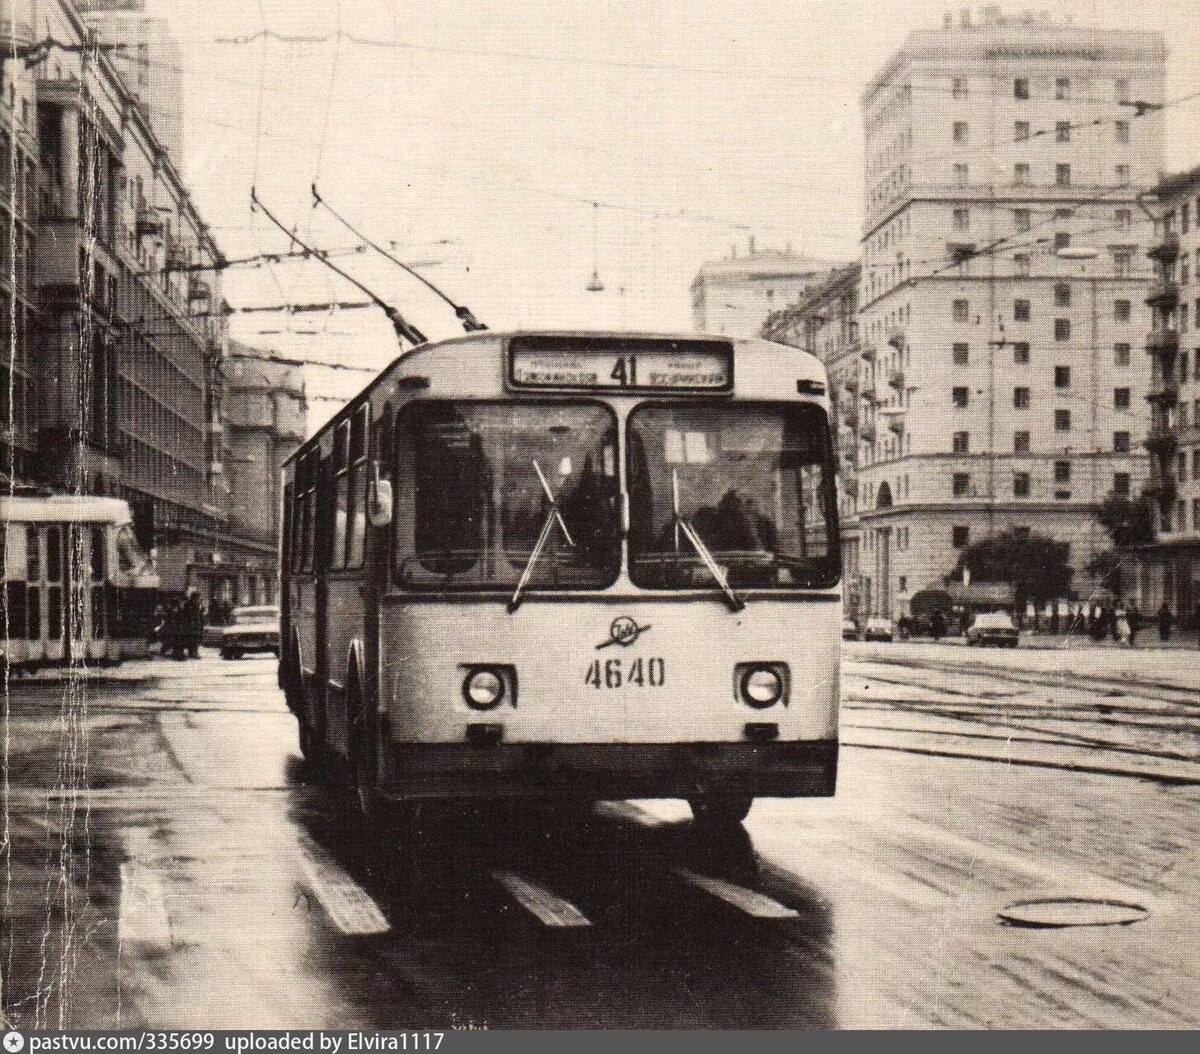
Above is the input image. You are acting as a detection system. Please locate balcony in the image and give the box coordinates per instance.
[843,374,859,393]
[886,326,905,350]
[861,343,877,363]
[841,409,859,431]
[887,416,906,437]
[1146,376,1179,406]
[136,210,164,239]
[188,277,211,302]
[858,423,877,443]
[1147,233,1180,262]
[1146,278,1180,309]
[1146,328,1180,356]
[859,382,877,403]
[888,369,905,390]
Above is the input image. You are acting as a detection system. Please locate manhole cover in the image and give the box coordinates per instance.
[997,897,1148,928]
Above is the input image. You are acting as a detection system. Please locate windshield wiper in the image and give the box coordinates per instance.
[672,468,746,613]
[508,460,575,612]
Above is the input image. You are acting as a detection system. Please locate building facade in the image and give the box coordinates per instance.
[856,6,1165,618]
[216,343,308,606]
[1,0,266,609]
[691,240,832,337]
[1139,166,1200,624]
[762,263,864,613]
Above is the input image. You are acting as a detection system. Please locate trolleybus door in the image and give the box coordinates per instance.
[24,525,43,667]
[44,524,64,666]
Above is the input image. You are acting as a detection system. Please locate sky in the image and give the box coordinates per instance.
[146,0,1200,429]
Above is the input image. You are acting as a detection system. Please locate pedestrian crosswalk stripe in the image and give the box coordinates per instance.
[672,867,799,918]
[492,870,592,927]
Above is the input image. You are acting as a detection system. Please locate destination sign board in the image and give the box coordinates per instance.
[509,336,733,393]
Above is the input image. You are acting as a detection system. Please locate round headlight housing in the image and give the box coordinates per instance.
[464,669,505,710]
[741,666,783,708]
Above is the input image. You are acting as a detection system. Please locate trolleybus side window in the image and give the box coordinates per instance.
[25,525,40,640]
[46,525,62,640]
[395,401,620,589]
[282,482,293,573]
[90,526,106,639]
[346,404,369,569]
[627,402,839,590]
[331,422,350,570]
[301,451,318,573]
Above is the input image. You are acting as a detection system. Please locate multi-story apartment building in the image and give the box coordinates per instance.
[762,263,865,613]
[218,343,308,606]
[1,0,268,608]
[1139,166,1200,624]
[691,239,832,337]
[856,5,1165,618]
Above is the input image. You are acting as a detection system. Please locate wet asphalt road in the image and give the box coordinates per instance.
[3,643,1200,1029]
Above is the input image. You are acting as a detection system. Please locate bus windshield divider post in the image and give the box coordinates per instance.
[672,467,746,613]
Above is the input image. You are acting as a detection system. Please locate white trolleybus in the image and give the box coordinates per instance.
[0,494,159,671]
[280,332,841,827]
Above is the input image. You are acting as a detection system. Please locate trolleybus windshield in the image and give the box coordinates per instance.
[395,401,621,590]
[627,403,838,591]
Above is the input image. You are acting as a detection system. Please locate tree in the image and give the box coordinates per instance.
[1087,495,1154,600]
[952,528,1073,607]
[1094,494,1153,550]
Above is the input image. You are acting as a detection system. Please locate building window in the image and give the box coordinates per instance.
[1014,387,1031,409]
[1055,318,1071,341]
[1183,203,1191,234]
[1194,449,1200,480]
[1014,78,1030,100]
[1055,282,1071,307]
[1013,342,1030,364]
[1054,460,1071,483]
[1015,163,1031,185]
[953,121,968,144]
[954,163,969,187]
[1115,299,1131,323]
[1113,472,1131,497]
[953,299,969,322]
[952,386,969,408]
[1114,342,1131,366]
[1056,164,1071,187]
[1015,120,1030,142]
[1013,472,1030,498]
[953,76,968,100]
[1015,253,1031,276]
[953,473,970,497]
[953,207,969,230]
[1114,251,1131,277]
[1014,299,1031,322]
[953,430,969,453]
[1014,208,1031,232]
[1114,387,1131,409]
[1116,120,1130,144]
[1054,365,1071,389]
[1116,208,1132,229]
[1113,431,1131,452]
[1115,78,1129,103]
[1055,409,1071,432]
[1014,430,1030,453]
[952,342,969,365]
[1055,231,1071,251]
[1056,121,1071,143]
[1115,164,1131,186]
[1055,77,1070,101]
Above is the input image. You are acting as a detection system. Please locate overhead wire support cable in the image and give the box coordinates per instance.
[311,184,487,332]
[251,187,427,347]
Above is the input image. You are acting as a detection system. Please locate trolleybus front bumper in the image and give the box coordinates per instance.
[377,739,837,801]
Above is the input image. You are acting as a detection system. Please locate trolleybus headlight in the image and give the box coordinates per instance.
[464,669,505,709]
[740,665,784,708]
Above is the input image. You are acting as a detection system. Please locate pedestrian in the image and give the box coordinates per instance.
[1115,608,1131,648]
[183,589,205,659]
[1194,603,1200,648]
[1128,605,1140,647]
[930,609,946,641]
[1158,601,1173,643]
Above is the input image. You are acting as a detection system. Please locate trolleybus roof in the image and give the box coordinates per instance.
[285,329,827,469]
[0,495,135,524]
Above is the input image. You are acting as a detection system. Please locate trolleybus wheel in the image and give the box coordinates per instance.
[688,795,754,826]
[347,678,392,831]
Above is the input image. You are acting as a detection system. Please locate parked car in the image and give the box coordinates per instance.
[863,616,895,642]
[842,618,861,641]
[966,610,1020,648]
[220,605,281,659]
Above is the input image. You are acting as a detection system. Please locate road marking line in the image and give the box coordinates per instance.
[296,836,391,936]
[672,867,799,919]
[492,871,592,928]
[118,861,173,953]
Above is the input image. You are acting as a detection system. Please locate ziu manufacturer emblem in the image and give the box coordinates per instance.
[596,616,652,649]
